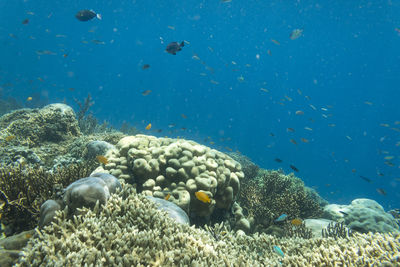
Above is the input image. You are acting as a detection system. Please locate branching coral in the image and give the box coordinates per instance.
[322,222,353,239]
[238,169,323,232]
[0,161,97,236]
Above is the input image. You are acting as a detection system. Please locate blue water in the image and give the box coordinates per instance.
[1,1,399,209]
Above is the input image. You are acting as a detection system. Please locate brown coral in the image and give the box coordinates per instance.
[238,169,323,232]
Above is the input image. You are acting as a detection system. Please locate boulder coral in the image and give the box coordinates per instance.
[16,184,400,266]
[93,135,245,218]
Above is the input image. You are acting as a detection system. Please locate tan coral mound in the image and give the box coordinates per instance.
[17,185,400,267]
[94,135,244,217]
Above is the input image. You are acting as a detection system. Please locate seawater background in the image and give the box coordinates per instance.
[1,1,399,209]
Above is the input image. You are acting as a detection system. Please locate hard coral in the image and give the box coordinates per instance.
[238,169,323,233]
[0,161,97,236]
[16,184,400,266]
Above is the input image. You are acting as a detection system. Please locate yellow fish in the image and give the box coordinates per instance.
[195,191,211,203]
[145,123,152,130]
[26,96,33,101]
[291,218,302,226]
[96,155,108,165]
[5,135,16,142]
[164,194,171,201]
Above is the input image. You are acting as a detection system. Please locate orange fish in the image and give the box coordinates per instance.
[195,191,211,203]
[96,155,108,164]
[26,96,33,101]
[271,39,280,45]
[300,138,309,143]
[291,218,302,226]
[5,135,16,142]
[145,123,152,130]
[290,139,297,145]
[164,194,171,200]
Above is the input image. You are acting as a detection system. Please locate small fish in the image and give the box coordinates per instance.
[141,90,152,96]
[295,110,304,115]
[364,101,373,105]
[168,124,176,128]
[291,218,302,226]
[145,123,152,130]
[339,211,349,216]
[260,88,269,93]
[384,161,395,167]
[287,128,295,133]
[221,0,232,2]
[275,214,287,222]
[304,127,313,131]
[376,188,387,196]
[96,155,108,164]
[181,114,187,119]
[75,10,102,21]
[289,139,297,145]
[142,64,150,70]
[309,104,317,110]
[166,41,184,55]
[63,54,68,58]
[195,191,211,203]
[26,96,33,101]
[167,25,175,30]
[384,156,394,160]
[290,29,303,40]
[274,158,283,163]
[271,39,280,45]
[290,165,299,172]
[346,136,352,141]
[22,18,29,24]
[273,246,284,257]
[300,138,309,143]
[91,40,105,45]
[164,193,171,200]
[359,176,372,183]
[5,135,16,142]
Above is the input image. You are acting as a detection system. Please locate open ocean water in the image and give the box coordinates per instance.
[1,0,399,210]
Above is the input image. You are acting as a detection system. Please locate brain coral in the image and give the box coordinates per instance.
[16,184,400,266]
[93,135,244,218]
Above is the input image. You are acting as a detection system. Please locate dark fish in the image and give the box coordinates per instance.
[290,165,299,172]
[75,10,102,21]
[166,41,184,55]
[376,188,387,196]
[142,64,150,70]
[274,158,283,163]
[339,211,348,216]
[359,176,372,183]
[22,18,29,24]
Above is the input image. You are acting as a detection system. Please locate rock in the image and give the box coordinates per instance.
[90,172,121,194]
[85,140,115,159]
[146,196,190,225]
[39,200,63,228]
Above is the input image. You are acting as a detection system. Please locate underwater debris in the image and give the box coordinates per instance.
[322,222,353,239]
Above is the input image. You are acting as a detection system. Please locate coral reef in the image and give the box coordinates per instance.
[322,222,353,239]
[238,169,323,233]
[16,184,400,266]
[93,135,245,220]
[323,198,399,233]
[0,103,80,146]
[228,152,259,180]
[0,161,97,236]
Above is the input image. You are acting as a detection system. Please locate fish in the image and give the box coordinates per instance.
[291,218,302,226]
[63,54,68,58]
[271,39,280,45]
[304,127,313,131]
[339,211,349,216]
[309,104,317,110]
[289,139,297,145]
[290,29,303,40]
[142,64,150,70]
[300,138,309,143]
[287,128,295,133]
[145,123,152,130]
[195,191,211,203]
[26,96,33,101]
[359,176,372,183]
[75,10,102,21]
[165,41,184,55]
[181,114,187,119]
[295,110,304,115]
[274,158,283,163]
[36,50,56,55]
[290,165,299,172]
[376,188,387,196]
[5,135,16,142]
[22,18,29,24]
[96,155,108,164]
[91,40,105,45]
[168,124,176,128]
[267,49,272,56]
[384,156,394,160]
[273,246,284,257]
[275,214,287,222]
[164,194,171,200]
[364,101,373,105]
[260,88,269,93]
[141,90,152,96]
